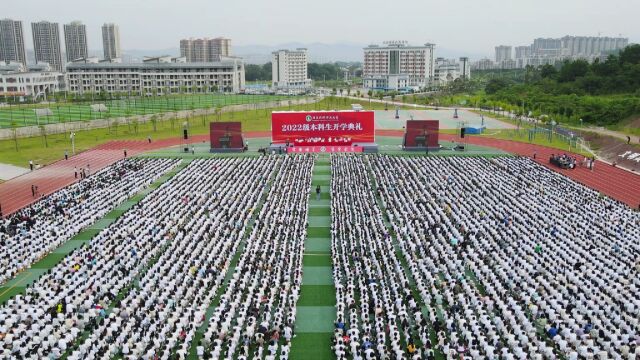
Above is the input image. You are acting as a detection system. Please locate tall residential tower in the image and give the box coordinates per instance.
[102,23,121,60]
[179,37,232,62]
[31,21,63,72]
[64,21,88,62]
[0,19,27,65]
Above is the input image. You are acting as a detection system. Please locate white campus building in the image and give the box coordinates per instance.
[0,62,61,97]
[65,56,245,95]
[271,48,312,88]
[434,57,471,85]
[363,41,435,91]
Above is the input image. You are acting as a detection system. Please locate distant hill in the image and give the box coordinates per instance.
[25,43,486,65]
[235,42,487,64]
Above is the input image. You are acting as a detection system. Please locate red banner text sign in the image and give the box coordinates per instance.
[272,111,375,146]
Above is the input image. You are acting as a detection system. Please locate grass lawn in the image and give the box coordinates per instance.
[0,97,403,167]
[0,94,295,128]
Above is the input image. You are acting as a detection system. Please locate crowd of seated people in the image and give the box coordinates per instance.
[0,157,278,359]
[67,157,280,359]
[199,154,313,359]
[1,151,638,359]
[550,154,577,169]
[0,158,179,285]
[331,155,426,360]
[370,155,639,359]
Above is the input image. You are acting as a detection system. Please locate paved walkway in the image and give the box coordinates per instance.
[0,163,29,181]
[573,125,640,144]
[291,155,335,360]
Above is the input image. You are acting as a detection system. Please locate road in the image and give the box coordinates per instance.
[573,126,640,145]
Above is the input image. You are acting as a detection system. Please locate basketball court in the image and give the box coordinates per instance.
[373,108,516,129]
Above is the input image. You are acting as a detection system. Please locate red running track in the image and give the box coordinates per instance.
[0,132,272,216]
[1,131,638,216]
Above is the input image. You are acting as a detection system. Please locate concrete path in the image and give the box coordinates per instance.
[0,163,29,181]
[578,125,640,144]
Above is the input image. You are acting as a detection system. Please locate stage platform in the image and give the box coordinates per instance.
[403,146,441,152]
[269,143,379,154]
[209,148,245,153]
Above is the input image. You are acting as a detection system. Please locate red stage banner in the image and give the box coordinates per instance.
[272,111,375,146]
[404,120,439,148]
[288,146,363,153]
[210,122,244,149]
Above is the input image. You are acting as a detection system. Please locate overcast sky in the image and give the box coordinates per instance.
[8,0,639,57]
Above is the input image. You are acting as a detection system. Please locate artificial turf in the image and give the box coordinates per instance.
[0,94,295,128]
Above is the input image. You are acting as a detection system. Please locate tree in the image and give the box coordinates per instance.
[485,78,511,94]
[558,60,589,83]
[245,63,272,81]
[112,119,119,135]
[150,115,158,132]
[618,44,640,65]
[132,118,139,134]
[539,64,558,79]
[11,121,19,151]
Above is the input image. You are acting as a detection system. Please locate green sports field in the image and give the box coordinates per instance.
[0,94,296,128]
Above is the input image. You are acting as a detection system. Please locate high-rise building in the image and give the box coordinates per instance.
[514,46,531,60]
[102,23,121,60]
[271,48,311,88]
[531,38,562,57]
[560,36,628,57]
[363,41,435,90]
[507,35,629,69]
[211,37,232,57]
[494,45,512,63]
[63,21,88,62]
[31,21,63,72]
[179,37,232,62]
[471,58,495,71]
[0,19,27,66]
